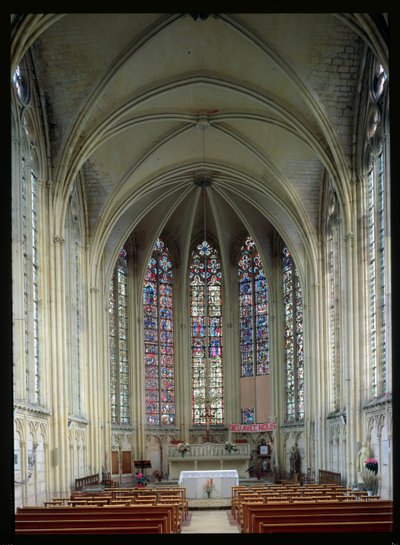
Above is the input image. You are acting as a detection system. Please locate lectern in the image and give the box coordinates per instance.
[134,460,151,474]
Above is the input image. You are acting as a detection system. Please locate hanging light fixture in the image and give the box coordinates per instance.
[193,117,214,440]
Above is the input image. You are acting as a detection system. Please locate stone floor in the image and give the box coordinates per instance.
[181,508,240,533]
[188,497,231,509]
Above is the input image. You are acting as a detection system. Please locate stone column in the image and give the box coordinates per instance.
[51,235,70,497]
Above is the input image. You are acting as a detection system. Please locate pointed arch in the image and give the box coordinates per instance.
[189,239,224,425]
[143,238,175,426]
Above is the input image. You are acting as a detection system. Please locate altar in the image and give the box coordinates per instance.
[178,469,239,499]
[167,441,251,479]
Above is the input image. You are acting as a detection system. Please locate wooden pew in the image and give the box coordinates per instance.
[16,503,181,534]
[241,499,393,533]
[16,516,169,534]
[16,524,164,534]
[75,474,100,491]
[259,520,393,533]
[318,469,341,485]
[252,511,392,533]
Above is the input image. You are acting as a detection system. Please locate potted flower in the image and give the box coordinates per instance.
[152,469,163,482]
[176,442,190,457]
[224,441,238,454]
[135,472,146,487]
[364,457,378,474]
[203,478,215,499]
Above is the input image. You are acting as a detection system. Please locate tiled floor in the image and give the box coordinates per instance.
[181,508,240,533]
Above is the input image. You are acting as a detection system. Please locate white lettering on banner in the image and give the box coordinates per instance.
[229,421,277,432]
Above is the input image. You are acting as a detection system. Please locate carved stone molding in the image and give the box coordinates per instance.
[14,401,51,419]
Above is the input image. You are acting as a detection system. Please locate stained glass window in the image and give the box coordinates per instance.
[12,65,28,103]
[143,238,175,426]
[238,236,269,377]
[241,408,255,424]
[109,248,129,424]
[327,204,341,412]
[190,240,224,425]
[21,154,40,404]
[368,150,387,396]
[282,246,304,422]
[367,61,388,398]
[65,191,82,416]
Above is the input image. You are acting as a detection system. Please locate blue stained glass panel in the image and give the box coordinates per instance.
[238,237,269,377]
[144,239,175,426]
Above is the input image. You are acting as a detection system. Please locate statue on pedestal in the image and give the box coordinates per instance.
[356,441,371,483]
[289,443,301,479]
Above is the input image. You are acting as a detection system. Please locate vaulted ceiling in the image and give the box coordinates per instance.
[11,13,389,284]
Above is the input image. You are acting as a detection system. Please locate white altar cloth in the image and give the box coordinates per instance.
[178,469,239,499]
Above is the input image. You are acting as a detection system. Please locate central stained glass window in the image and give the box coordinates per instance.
[282,246,304,422]
[189,240,224,425]
[143,239,175,426]
[238,236,269,377]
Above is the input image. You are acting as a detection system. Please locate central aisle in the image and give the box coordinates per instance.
[181,509,240,533]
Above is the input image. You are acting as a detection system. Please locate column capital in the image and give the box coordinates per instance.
[53,235,64,245]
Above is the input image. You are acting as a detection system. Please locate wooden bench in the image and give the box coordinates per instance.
[319,469,341,485]
[241,499,393,533]
[252,511,392,533]
[16,524,164,534]
[16,516,169,532]
[16,504,181,534]
[259,520,393,533]
[75,474,100,491]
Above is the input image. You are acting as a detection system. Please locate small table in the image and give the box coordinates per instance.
[178,469,239,499]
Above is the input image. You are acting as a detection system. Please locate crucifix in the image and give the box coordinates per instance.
[205,403,212,442]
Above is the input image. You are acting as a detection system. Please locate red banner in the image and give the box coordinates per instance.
[229,421,277,432]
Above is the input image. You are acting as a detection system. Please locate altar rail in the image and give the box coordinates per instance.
[167,442,250,459]
[167,442,251,479]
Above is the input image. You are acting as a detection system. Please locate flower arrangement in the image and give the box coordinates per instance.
[224,441,238,453]
[135,472,146,487]
[360,468,380,494]
[176,442,190,457]
[364,457,378,474]
[203,478,215,498]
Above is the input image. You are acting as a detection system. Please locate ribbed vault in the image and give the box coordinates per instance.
[15,12,389,287]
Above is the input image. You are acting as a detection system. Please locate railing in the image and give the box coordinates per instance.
[167,441,250,459]
[318,469,341,485]
[75,474,100,491]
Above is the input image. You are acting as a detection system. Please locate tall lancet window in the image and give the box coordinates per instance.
[282,246,304,422]
[13,62,41,404]
[327,227,340,411]
[190,240,224,426]
[26,166,39,403]
[109,248,129,424]
[65,190,83,416]
[326,190,341,412]
[238,236,269,377]
[143,238,175,426]
[366,61,388,397]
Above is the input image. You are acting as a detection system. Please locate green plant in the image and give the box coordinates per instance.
[360,468,380,494]
[224,441,238,453]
